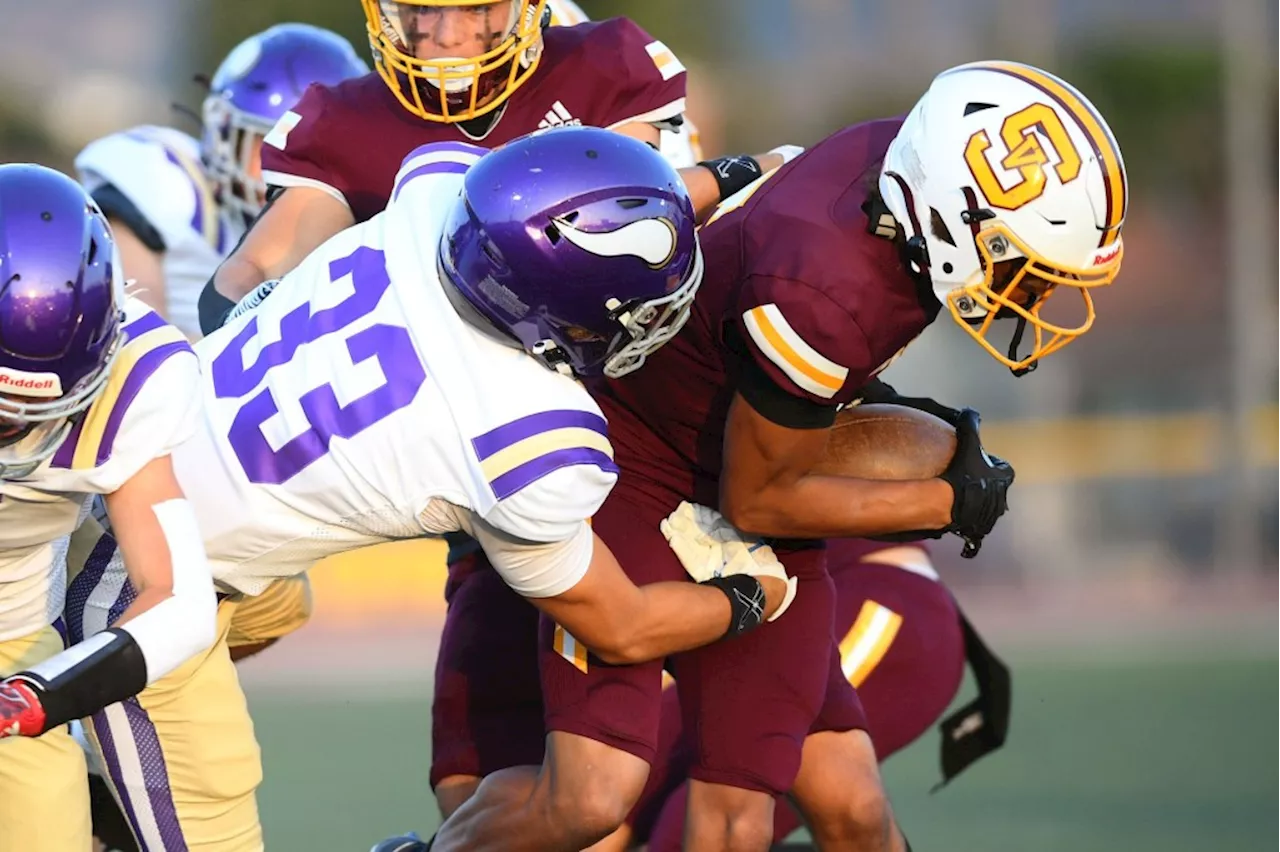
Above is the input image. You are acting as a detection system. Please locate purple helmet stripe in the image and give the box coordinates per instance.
[490,446,619,501]
[95,342,192,465]
[472,408,608,459]
[392,159,471,203]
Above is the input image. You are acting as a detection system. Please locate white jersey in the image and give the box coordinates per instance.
[0,300,200,641]
[182,142,618,598]
[76,126,246,339]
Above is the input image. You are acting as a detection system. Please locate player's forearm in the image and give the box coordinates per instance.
[213,253,273,301]
[603,581,737,664]
[723,475,953,539]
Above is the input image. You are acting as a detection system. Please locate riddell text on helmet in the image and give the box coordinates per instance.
[0,367,63,398]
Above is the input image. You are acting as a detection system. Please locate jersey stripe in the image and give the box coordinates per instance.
[957,62,1127,248]
[51,316,192,470]
[472,409,617,501]
[743,303,848,399]
[645,41,686,81]
[392,143,486,202]
[838,600,903,687]
[153,138,223,251]
[553,624,589,673]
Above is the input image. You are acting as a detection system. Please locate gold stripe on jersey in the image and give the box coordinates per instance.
[743,303,849,399]
[479,427,614,483]
[69,324,190,471]
[160,141,222,250]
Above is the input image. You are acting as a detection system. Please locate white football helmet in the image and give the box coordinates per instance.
[879,61,1127,374]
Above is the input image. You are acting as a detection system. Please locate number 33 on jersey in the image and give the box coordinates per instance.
[179,142,619,595]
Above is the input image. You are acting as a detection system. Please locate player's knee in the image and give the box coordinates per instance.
[544,780,635,845]
[689,783,775,852]
[806,776,892,845]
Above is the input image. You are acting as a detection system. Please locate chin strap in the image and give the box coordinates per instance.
[1005,293,1040,377]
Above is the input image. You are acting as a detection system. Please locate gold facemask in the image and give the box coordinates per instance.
[361,0,548,123]
[948,222,1124,372]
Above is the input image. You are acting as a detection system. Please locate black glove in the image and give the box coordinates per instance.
[856,377,963,427]
[938,408,1014,557]
[864,407,1014,558]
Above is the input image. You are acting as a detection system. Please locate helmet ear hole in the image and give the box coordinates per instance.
[543,223,561,245]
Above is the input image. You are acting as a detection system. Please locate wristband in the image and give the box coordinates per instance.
[700,574,767,638]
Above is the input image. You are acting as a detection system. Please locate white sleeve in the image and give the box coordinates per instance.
[75,129,209,253]
[81,347,202,494]
[463,512,595,599]
[484,462,617,543]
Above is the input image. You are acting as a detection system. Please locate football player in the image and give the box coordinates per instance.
[430,61,1126,852]
[69,128,796,852]
[76,23,369,341]
[0,166,216,852]
[200,0,796,330]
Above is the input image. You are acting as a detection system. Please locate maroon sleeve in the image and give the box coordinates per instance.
[259,83,355,208]
[579,17,687,129]
[734,275,875,408]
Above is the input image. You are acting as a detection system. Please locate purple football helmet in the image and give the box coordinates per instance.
[201,23,369,219]
[0,165,123,479]
[440,126,703,379]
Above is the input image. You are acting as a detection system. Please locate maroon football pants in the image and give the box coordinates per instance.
[631,543,967,847]
[538,483,867,795]
[429,482,867,797]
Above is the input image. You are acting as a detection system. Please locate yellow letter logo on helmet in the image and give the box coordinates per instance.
[964,103,1082,210]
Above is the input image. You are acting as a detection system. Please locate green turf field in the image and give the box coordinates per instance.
[245,653,1278,851]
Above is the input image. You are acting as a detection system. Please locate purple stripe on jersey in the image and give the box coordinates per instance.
[91,709,149,851]
[108,572,139,626]
[399,141,488,171]
[51,616,67,646]
[50,417,85,468]
[96,341,193,466]
[490,446,618,501]
[391,159,470,202]
[162,148,205,237]
[472,409,609,460]
[122,310,165,341]
[65,530,119,644]
[123,697,188,850]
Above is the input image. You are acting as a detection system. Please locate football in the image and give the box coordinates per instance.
[814,403,958,480]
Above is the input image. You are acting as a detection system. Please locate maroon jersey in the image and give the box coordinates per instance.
[594,118,940,506]
[260,18,686,222]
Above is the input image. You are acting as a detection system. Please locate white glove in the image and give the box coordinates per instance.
[660,502,798,622]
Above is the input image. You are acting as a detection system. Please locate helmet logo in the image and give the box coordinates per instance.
[0,367,63,398]
[552,216,677,267]
[964,103,1082,210]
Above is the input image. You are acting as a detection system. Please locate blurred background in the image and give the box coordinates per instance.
[2,1,1275,849]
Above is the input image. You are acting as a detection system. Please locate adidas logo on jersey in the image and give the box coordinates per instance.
[538,102,581,130]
